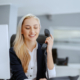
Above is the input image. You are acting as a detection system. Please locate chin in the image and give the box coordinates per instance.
[29,37,37,41]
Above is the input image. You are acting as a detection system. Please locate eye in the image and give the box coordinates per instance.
[26,28,30,29]
[25,27,30,29]
[34,26,38,29]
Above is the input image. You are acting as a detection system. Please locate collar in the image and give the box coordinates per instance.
[27,41,38,52]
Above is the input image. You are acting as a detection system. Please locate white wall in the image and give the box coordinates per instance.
[18,0,80,16]
[0,25,10,79]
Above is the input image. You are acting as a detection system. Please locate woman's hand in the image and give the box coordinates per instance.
[45,34,54,70]
[39,78,47,80]
[45,34,54,54]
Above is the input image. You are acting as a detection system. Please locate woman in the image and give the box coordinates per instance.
[10,14,56,80]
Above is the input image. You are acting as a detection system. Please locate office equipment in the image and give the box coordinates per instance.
[0,25,10,79]
[56,57,68,65]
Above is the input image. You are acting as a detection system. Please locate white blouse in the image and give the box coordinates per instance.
[25,42,56,80]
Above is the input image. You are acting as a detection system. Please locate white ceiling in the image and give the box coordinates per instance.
[0,0,80,16]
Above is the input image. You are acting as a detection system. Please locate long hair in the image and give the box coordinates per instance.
[13,14,41,73]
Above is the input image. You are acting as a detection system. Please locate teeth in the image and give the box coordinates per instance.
[30,35,35,36]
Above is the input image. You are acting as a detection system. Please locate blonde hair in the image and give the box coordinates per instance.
[13,14,41,73]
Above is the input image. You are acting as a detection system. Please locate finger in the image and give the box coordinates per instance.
[46,36,53,41]
[46,38,53,43]
[43,78,47,80]
[46,37,50,40]
[50,34,53,39]
[45,40,48,43]
[46,37,51,40]
[39,79,43,80]
[45,39,51,44]
[39,78,47,80]
[45,37,53,42]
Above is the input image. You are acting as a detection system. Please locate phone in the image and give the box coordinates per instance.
[41,29,50,50]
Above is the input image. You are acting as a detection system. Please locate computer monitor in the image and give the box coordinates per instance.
[0,25,10,79]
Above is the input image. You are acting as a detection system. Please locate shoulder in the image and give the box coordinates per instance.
[9,47,16,56]
[9,47,20,63]
[9,47,14,52]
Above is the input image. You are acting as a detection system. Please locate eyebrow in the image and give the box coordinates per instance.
[25,24,38,26]
[25,25,30,27]
[34,24,39,26]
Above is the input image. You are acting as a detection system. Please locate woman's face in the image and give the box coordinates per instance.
[21,17,40,42]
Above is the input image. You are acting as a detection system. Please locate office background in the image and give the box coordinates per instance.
[0,0,80,80]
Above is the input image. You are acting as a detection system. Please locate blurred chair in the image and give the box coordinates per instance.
[10,34,16,47]
[56,57,68,65]
[10,34,57,63]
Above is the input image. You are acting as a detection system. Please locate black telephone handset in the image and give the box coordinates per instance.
[41,29,51,80]
[41,29,50,50]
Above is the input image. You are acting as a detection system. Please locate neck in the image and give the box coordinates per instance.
[25,40,37,52]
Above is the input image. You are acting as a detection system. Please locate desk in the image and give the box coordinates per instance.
[55,64,80,80]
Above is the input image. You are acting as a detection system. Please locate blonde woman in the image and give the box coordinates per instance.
[9,14,56,80]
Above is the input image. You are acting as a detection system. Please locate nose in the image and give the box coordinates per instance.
[30,28,35,34]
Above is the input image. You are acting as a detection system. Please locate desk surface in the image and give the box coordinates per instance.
[55,63,80,69]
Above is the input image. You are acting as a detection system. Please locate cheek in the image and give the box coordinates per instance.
[22,29,29,36]
[36,28,40,34]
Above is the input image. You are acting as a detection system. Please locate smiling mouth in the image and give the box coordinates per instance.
[29,34,36,38]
